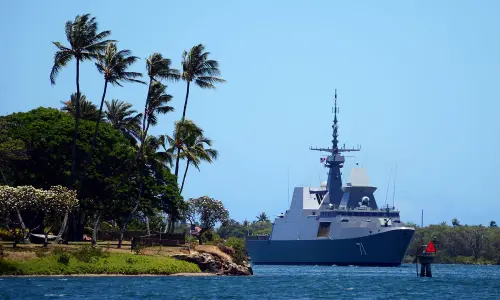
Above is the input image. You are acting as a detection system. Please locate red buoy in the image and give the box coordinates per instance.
[425,241,436,253]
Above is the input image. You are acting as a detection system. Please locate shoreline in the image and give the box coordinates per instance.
[0,272,216,278]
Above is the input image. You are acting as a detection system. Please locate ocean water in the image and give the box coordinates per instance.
[1,264,499,299]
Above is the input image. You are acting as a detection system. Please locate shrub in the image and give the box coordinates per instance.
[201,231,222,245]
[0,228,15,241]
[225,237,247,265]
[57,253,70,265]
[74,245,108,263]
[133,244,145,255]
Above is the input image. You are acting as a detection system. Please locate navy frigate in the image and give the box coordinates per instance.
[245,91,415,266]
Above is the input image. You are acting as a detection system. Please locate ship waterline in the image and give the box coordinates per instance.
[246,227,415,266]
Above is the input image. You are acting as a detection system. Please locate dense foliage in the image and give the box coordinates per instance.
[187,196,229,243]
[407,222,500,264]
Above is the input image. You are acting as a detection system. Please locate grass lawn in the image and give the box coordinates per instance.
[0,245,200,276]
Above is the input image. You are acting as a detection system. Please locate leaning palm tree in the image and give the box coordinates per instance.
[177,132,218,194]
[86,43,144,167]
[117,135,171,248]
[180,44,225,120]
[113,55,179,193]
[166,120,203,178]
[175,44,225,178]
[61,93,100,121]
[50,13,114,187]
[105,99,142,143]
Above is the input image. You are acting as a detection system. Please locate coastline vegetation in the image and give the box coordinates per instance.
[406,220,500,265]
[0,12,241,275]
[0,245,200,276]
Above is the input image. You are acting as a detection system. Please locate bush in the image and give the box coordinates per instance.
[201,231,222,245]
[0,228,15,241]
[74,245,108,263]
[57,253,70,265]
[225,237,247,265]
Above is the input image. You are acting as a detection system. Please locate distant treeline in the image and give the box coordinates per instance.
[406,220,500,265]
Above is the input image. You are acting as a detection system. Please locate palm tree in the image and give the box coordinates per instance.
[50,13,114,187]
[176,130,218,194]
[117,135,171,248]
[105,99,142,143]
[256,212,269,223]
[114,54,179,192]
[61,93,100,121]
[86,43,144,167]
[167,120,203,178]
[175,44,225,178]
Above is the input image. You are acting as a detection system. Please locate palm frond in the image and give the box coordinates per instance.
[50,50,74,84]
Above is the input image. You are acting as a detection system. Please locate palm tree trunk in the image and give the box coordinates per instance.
[55,210,69,244]
[113,78,152,194]
[86,79,109,168]
[117,178,143,249]
[70,59,81,187]
[182,81,190,121]
[14,207,29,244]
[180,161,190,194]
[92,212,101,246]
[175,81,191,178]
[59,59,81,244]
[145,216,150,235]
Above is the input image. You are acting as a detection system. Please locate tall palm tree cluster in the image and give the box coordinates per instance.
[50,14,224,244]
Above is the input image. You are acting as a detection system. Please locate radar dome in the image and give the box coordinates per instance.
[321,181,327,188]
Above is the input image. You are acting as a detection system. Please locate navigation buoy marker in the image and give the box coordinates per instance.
[425,241,436,253]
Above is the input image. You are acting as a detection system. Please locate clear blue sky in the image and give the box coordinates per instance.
[1,1,500,226]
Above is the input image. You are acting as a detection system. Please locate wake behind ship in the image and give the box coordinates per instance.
[245,91,415,266]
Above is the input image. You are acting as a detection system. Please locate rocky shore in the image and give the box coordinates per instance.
[172,252,253,276]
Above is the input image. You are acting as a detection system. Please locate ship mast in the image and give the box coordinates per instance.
[310,90,360,207]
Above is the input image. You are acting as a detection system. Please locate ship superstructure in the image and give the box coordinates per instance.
[245,91,415,266]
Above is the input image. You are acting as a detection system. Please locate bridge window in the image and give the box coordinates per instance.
[317,222,331,238]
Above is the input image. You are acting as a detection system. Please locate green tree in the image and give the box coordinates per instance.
[50,14,113,241]
[452,218,461,227]
[256,212,269,223]
[61,93,100,121]
[105,99,142,143]
[1,107,136,241]
[175,44,225,178]
[166,122,217,194]
[490,221,497,228]
[87,43,144,167]
[0,120,26,185]
[117,135,172,248]
[186,196,229,244]
[50,13,114,186]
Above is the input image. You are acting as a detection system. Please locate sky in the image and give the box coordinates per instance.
[1,1,500,226]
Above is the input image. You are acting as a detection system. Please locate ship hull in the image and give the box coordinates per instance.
[245,228,414,266]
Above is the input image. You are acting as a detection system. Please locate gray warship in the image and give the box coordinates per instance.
[245,91,415,266]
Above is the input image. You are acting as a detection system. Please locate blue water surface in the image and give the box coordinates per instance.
[1,264,499,299]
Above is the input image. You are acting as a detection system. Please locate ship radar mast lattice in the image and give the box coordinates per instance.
[309,90,361,154]
[309,90,361,207]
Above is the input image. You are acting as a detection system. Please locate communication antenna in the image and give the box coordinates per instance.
[392,164,398,209]
[384,166,393,207]
[287,168,290,207]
